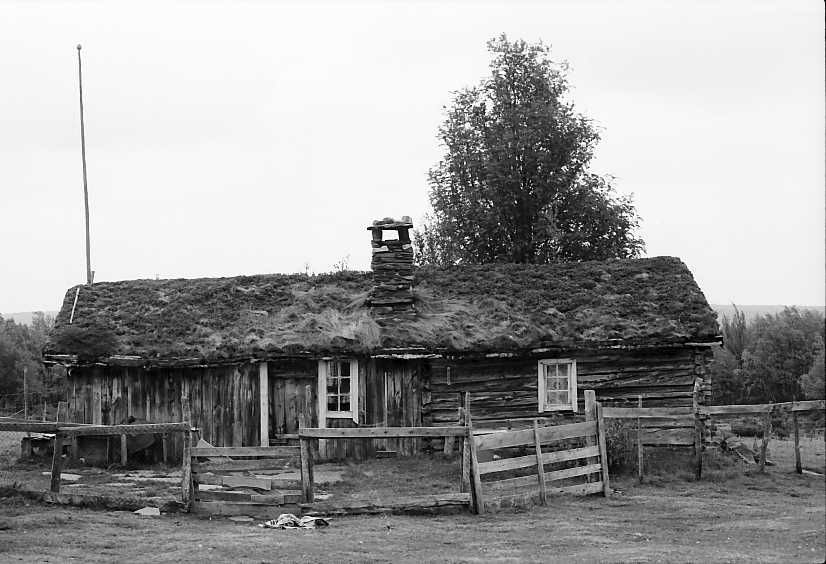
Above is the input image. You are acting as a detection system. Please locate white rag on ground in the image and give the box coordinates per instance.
[259,513,329,529]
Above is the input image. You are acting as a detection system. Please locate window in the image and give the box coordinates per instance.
[538,359,577,412]
[318,359,359,421]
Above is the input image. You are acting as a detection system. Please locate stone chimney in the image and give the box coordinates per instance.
[367,216,415,319]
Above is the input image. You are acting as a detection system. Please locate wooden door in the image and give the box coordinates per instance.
[377,360,422,455]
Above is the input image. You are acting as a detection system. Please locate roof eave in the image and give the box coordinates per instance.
[45,336,723,368]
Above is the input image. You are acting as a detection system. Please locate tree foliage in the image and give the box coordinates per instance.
[0,313,66,415]
[415,35,644,265]
[709,306,825,404]
[799,348,824,400]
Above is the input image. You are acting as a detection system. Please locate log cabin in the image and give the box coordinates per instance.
[44,217,721,460]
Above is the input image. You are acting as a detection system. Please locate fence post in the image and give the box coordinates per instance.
[759,407,772,473]
[637,395,644,483]
[299,411,314,503]
[793,411,801,474]
[595,402,611,498]
[693,378,703,481]
[181,394,193,508]
[464,392,484,514]
[532,419,547,505]
[20,435,33,459]
[444,396,461,455]
[120,433,128,466]
[23,366,28,420]
[584,390,598,482]
[459,405,470,493]
[56,401,68,423]
[50,431,64,493]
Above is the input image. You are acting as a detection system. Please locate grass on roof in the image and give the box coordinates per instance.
[47,257,720,362]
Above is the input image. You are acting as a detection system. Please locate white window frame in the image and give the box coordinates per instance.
[538,359,578,412]
[318,359,359,423]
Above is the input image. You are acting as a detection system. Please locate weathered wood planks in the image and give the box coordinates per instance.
[487,464,604,491]
[700,399,825,416]
[602,406,694,418]
[68,362,274,455]
[595,403,610,497]
[302,493,471,517]
[532,420,547,505]
[478,445,600,475]
[475,420,596,451]
[60,422,189,436]
[191,446,299,457]
[470,393,609,511]
[299,426,468,439]
[465,393,484,514]
[50,432,65,493]
[193,459,295,473]
[426,348,710,428]
[298,405,314,504]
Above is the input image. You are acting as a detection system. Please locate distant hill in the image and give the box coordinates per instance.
[711,304,825,322]
[1,311,59,325]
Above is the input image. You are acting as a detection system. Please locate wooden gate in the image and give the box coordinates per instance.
[467,390,610,513]
[189,445,303,516]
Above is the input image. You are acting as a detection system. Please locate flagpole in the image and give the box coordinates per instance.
[77,44,92,285]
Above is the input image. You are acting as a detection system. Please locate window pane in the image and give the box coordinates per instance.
[547,391,569,406]
[340,394,350,411]
[327,395,339,412]
[327,376,338,393]
[328,361,338,378]
[339,361,350,378]
[339,376,350,393]
[556,363,569,378]
[546,376,566,390]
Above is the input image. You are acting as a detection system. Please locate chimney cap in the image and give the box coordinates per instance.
[367,216,413,231]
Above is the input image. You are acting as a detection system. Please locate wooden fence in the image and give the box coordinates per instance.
[49,422,191,494]
[470,389,609,513]
[601,378,825,480]
[45,394,199,505]
[188,445,302,515]
[296,424,472,514]
[698,399,825,476]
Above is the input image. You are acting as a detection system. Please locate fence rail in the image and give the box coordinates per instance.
[700,400,825,416]
[602,406,694,418]
[297,426,468,439]
[601,385,825,480]
[0,419,88,434]
[470,389,609,513]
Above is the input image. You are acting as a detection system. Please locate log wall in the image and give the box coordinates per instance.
[319,359,425,459]
[66,346,713,461]
[67,363,262,459]
[424,347,714,427]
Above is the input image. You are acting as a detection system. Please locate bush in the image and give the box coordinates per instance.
[603,419,636,473]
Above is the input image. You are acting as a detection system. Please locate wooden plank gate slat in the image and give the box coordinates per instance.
[469,389,610,512]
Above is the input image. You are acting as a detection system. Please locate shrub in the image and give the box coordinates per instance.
[603,419,636,473]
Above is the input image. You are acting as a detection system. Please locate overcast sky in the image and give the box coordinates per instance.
[1,0,823,313]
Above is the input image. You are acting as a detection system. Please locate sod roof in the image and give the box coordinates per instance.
[46,256,720,365]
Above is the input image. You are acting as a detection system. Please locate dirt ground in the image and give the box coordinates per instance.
[1,468,823,563]
[1,430,824,562]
